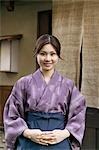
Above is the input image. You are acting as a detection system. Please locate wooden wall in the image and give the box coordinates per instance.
[82,107,99,150]
[0,86,12,126]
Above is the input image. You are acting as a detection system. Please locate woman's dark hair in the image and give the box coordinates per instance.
[34,34,61,58]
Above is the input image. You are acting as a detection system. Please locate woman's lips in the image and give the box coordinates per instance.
[44,63,52,67]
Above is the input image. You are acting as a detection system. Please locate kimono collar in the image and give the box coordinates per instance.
[32,68,61,87]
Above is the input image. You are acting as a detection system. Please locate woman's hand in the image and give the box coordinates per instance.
[23,129,48,145]
[40,129,70,145]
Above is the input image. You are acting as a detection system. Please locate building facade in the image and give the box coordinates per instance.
[0,0,99,149]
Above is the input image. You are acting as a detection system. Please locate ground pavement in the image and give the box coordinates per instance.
[0,130,5,150]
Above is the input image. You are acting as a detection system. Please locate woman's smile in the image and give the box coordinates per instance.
[43,62,52,67]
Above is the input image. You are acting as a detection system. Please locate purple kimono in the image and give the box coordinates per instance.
[3,69,86,150]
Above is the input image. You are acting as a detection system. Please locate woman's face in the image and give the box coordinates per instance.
[37,44,59,72]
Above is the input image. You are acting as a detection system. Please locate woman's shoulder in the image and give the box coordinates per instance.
[58,72,74,86]
[14,74,33,88]
[18,74,33,82]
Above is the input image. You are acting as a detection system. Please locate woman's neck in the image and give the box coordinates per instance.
[40,68,55,83]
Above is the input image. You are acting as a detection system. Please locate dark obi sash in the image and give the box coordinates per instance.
[16,112,71,150]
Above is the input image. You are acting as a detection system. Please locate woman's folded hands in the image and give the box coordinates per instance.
[23,128,70,145]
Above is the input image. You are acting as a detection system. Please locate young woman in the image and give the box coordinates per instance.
[3,34,86,150]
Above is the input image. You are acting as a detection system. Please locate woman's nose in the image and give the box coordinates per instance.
[45,54,51,61]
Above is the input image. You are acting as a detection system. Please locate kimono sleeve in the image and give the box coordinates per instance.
[3,79,28,149]
[65,83,86,149]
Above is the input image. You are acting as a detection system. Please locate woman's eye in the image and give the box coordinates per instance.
[51,53,56,56]
[40,53,45,56]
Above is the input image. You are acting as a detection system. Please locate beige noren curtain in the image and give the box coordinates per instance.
[52,0,99,108]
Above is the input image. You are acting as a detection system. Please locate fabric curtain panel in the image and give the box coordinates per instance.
[52,0,99,108]
[52,0,84,88]
[81,1,99,107]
